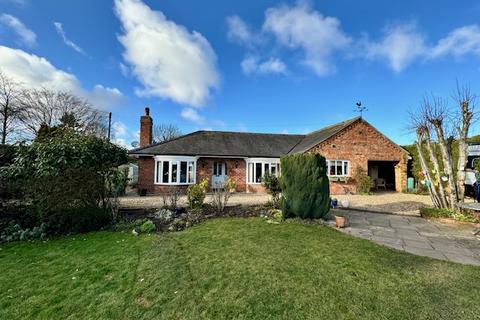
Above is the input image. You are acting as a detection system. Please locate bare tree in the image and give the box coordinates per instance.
[423,95,458,208]
[153,124,182,143]
[453,83,476,203]
[18,88,108,139]
[0,71,23,144]
[409,110,443,208]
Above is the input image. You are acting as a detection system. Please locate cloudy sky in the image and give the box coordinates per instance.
[1,0,480,147]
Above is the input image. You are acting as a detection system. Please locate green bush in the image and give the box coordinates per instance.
[280,154,330,219]
[140,220,156,233]
[43,205,111,234]
[262,173,282,208]
[420,207,478,223]
[187,179,209,209]
[353,166,372,194]
[0,130,128,235]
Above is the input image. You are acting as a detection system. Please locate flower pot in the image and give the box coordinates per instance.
[335,216,347,228]
[341,200,350,208]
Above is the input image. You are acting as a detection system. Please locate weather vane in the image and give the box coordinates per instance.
[355,101,367,118]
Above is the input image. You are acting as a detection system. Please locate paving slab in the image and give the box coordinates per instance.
[333,209,480,266]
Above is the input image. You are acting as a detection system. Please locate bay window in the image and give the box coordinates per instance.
[326,160,350,177]
[154,156,196,185]
[246,158,281,184]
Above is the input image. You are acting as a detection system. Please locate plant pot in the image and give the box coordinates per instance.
[335,216,347,228]
[341,200,350,208]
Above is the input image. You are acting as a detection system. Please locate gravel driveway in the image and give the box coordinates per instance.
[120,191,433,215]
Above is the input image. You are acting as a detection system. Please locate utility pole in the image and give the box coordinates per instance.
[107,112,112,141]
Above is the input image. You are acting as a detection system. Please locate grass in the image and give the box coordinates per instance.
[1,218,479,319]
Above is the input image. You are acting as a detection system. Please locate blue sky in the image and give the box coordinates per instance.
[1,0,480,147]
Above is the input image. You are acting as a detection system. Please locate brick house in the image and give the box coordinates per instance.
[130,108,408,195]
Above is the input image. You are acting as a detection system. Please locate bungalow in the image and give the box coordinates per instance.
[129,108,408,195]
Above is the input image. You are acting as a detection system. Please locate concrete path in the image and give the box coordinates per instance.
[332,210,480,266]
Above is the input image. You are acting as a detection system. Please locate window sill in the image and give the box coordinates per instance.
[154,183,195,186]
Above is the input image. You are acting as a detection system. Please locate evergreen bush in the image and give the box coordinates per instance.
[280,154,330,219]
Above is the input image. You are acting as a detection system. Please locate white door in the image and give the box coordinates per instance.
[212,161,227,189]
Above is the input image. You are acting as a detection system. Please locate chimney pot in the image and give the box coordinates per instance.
[145,107,150,116]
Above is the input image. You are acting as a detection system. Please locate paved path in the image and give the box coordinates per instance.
[332,210,480,266]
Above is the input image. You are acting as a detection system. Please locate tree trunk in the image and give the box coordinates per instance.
[457,136,467,203]
[416,135,442,208]
[424,130,448,208]
[1,98,8,144]
[432,124,458,209]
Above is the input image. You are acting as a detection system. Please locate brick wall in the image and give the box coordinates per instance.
[197,158,246,192]
[137,157,248,194]
[308,119,408,194]
[139,108,152,147]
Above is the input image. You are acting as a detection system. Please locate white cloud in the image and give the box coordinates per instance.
[241,56,287,75]
[0,45,124,110]
[114,138,129,149]
[180,107,205,125]
[53,22,86,55]
[114,0,219,107]
[1,0,28,6]
[113,121,127,137]
[362,22,427,73]
[0,14,36,47]
[89,85,125,110]
[263,2,351,76]
[429,25,480,59]
[226,15,255,47]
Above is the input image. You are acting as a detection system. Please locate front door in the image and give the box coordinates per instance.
[212,161,227,189]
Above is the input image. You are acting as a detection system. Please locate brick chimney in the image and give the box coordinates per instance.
[140,107,153,147]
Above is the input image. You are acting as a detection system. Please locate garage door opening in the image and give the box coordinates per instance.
[368,161,398,191]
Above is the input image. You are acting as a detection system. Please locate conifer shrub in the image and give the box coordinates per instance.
[280,154,330,219]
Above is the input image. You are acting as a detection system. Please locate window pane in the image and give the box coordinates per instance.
[329,161,335,176]
[172,162,178,183]
[162,161,169,183]
[188,161,194,183]
[180,161,187,183]
[264,163,269,176]
[248,163,254,183]
[213,162,218,176]
[255,163,262,183]
[156,161,161,183]
[336,161,343,176]
[271,164,276,176]
[344,162,348,176]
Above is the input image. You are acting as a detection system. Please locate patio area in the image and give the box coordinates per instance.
[332,209,480,265]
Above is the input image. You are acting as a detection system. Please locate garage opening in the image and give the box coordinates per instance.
[368,161,398,191]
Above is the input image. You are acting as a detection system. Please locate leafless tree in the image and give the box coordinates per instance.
[409,84,478,210]
[0,71,23,144]
[453,83,476,202]
[153,123,182,143]
[409,109,443,208]
[18,88,108,139]
[423,95,458,208]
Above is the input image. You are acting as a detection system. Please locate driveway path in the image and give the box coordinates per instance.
[333,210,480,266]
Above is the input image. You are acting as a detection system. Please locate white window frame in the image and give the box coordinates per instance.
[154,156,197,185]
[326,160,350,177]
[246,158,281,184]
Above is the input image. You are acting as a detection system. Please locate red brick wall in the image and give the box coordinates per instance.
[137,157,155,193]
[137,157,247,194]
[139,114,152,147]
[308,120,408,194]
[197,158,246,192]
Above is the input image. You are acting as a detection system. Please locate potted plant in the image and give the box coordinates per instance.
[335,214,347,228]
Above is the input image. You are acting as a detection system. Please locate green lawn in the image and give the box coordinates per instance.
[1,218,479,319]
